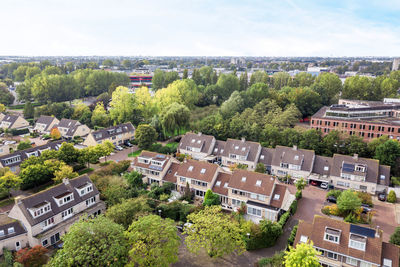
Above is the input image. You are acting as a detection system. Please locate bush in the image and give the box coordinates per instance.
[278,211,290,227]
[392,177,400,186]
[158,201,195,222]
[295,190,302,200]
[357,191,373,207]
[327,189,342,199]
[244,220,283,250]
[3,248,13,266]
[258,251,285,267]
[289,200,298,215]
[344,213,358,223]
[11,128,29,136]
[388,190,397,203]
[390,227,400,245]
[288,224,298,246]
[321,204,341,216]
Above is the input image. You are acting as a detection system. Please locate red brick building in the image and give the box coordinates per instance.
[311,99,400,141]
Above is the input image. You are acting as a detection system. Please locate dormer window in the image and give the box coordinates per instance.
[274,194,280,200]
[77,183,94,196]
[0,230,4,236]
[256,180,262,186]
[8,227,14,234]
[324,228,341,243]
[200,168,206,174]
[260,155,264,160]
[324,166,329,171]
[294,155,299,160]
[224,183,228,188]
[31,202,52,218]
[349,234,366,251]
[241,177,246,182]
[54,192,74,206]
[355,165,365,172]
[188,166,194,172]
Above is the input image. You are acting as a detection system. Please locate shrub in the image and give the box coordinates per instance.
[289,200,298,215]
[278,211,290,227]
[388,190,397,203]
[11,128,29,136]
[344,213,358,223]
[295,190,302,200]
[158,201,195,222]
[392,177,400,186]
[321,204,341,216]
[258,251,285,267]
[244,220,283,250]
[288,224,298,246]
[159,193,169,201]
[3,248,13,266]
[357,191,373,207]
[327,189,342,199]
[390,227,400,245]
[15,245,48,267]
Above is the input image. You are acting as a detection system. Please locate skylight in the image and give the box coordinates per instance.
[188,166,194,171]
[197,140,201,144]
[260,155,264,160]
[224,182,228,188]
[200,168,206,174]
[294,155,299,160]
[235,146,239,150]
[300,235,308,243]
[256,180,262,186]
[241,147,245,151]
[241,177,246,182]
[191,139,195,143]
[324,166,329,171]
[216,181,221,186]
[273,194,280,200]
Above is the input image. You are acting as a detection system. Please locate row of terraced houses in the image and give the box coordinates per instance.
[176,132,391,195]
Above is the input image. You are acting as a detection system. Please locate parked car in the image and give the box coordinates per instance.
[320,182,328,189]
[115,145,124,151]
[378,191,387,201]
[326,195,337,203]
[361,204,372,214]
[124,141,133,147]
[310,181,318,186]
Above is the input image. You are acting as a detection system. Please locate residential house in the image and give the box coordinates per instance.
[175,159,220,198]
[294,215,399,267]
[270,145,315,180]
[0,215,28,255]
[0,114,29,130]
[132,151,173,185]
[0,140,17,156]
[257,147,275,174]
[177,132,216,160]
[83,123,135,147]
[54,119,90,139]
[0,141,63,173]
[8,175,105,248]
[33,115,59,135]
[219,138,262,171]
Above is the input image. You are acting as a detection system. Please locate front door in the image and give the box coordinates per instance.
[15,241,21,251]
[50,233,60,245]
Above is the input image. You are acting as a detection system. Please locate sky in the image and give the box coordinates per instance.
[1,0,400,57]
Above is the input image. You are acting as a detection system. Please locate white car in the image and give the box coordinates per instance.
[115,145,124,151]
[320,182,328,189]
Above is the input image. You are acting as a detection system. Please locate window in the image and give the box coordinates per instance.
[215,181,221,186]
[42,239,48,247]
[260,155,264,160]
[61,208,73,219]
[300,235,308,243]
[346,257,358,266]
[383,258,392,267]
[241,177,246,182]
[200,168,206,174]
[232,199,241,206]
[223,182,228,188]
[8,227,14,234]
[349,234,366,251]
[0,230,4,236]
[326,251,338,260]
[324,166,329,171]
[86,196,96,206]
[380,175,386,180]
[256,180,262,186]
[188,166,193,171]
[324,228,340,244]
[247,206,262,217]
[33,203,51,218]
[360,262,372,267]
[273,194,280,200]
[43,218,54,227]
[180,177,186,183]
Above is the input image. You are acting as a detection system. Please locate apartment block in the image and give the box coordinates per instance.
[311,99,400,141]
[294,216,399,267]
[83,123,135,147]
[33,115,59,135]
[7,176,105,249]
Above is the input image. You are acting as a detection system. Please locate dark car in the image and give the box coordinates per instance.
[326,195,337,203]
[378,191,387,201]
[361,204,372,214]
[124,141,133,147]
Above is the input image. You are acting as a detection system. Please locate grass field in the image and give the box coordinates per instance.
[128,150,142,157]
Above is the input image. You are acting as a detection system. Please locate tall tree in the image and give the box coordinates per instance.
[48,216,129,267]
[106,197,151,228]
[284,242,320,267]
[91,102,110,127]
[337,190,362,215]
[135,124,157,149]
[109,86,136,124]
[23,101,34,119]
[161,102,190,135]
[311,72,342,105]
[125,215,180,267]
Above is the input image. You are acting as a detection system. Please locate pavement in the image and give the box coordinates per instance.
[102,145,138,162]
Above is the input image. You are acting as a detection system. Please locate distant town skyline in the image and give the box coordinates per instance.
[1,0,400,57]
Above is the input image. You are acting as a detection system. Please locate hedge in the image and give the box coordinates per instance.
[287,224,298,246]
[278,210,291,227]
[11,128,29,136]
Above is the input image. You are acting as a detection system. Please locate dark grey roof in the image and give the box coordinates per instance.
[179,132,215,154]
[271,146,315,172]
[212,140,226,156]
[0,219,26,241]
[17,175,99,226]
[258,147,274,166]
[222,138,261,162]
[378,165,390,186]
[90,123,135,141]
[57,118,80,129]
[35,115,57,131]
[312,155,333,176]
[0,141,63,168]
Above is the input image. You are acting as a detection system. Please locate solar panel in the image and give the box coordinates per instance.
[156,154,166,159]
[149,165,163,171]
[350,224,375,238]
[342,163,355,173]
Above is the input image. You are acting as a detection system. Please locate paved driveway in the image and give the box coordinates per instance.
[371,198,397,242]
[102,146,138,162]
[292,185,326,222]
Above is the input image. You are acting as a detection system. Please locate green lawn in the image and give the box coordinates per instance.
[128,150,142,157]
[0,197,14,208]
[78,168,94,175]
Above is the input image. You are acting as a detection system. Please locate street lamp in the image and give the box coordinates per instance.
[246,232,250,239]
[158,209,162,217]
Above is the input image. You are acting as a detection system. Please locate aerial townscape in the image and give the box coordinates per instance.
[1,1,400,267]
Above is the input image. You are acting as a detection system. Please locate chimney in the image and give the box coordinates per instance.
[353,154,358,160]
[241,137,245,143]
[14,196,22,205]
[63,178,70,185]
[293,145,297,151]
[198,132,202,136]
[376,226,381,238]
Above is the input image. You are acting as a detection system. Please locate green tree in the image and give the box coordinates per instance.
[272,72,292,90]
[0,168,22,197]
[374,140,400,170]
[388,190,397,203]
[161,102,190,135]
[91,102,110,127]
[109,86,137,124]
[295,178,307,191]
[17,140,32,151]
[184,206,246,258]
[124,170,144,189]
[48,216,128,267]
[23,101,34,119]
[337,190,362,214]
[311,72,342,105]
[255,163,266,173]
[292,72,315,87]
[203,189,221,206]
[389,227,400,246]
[135,124,157,149]
[58,142,80,165]
[284,241,320,267]
[102,59,114,67]
[220,91,244,119]
[216,73,240,101]
[0,82,14,105]
[342,76,373,100]
[122,59,132,69]
[183,69,188,79]
[53,165,78,184]
[125,215,180,267]
[106,197,152,228]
